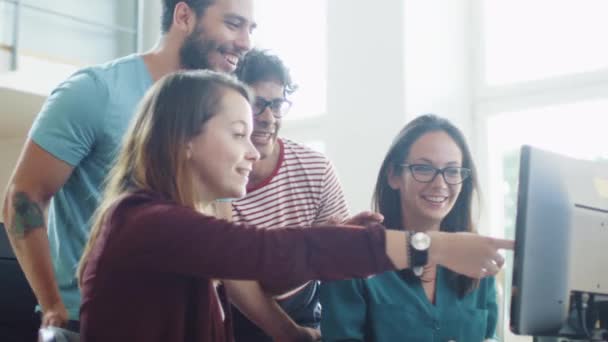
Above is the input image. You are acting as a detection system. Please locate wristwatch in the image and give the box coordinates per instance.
[409,232,431,276]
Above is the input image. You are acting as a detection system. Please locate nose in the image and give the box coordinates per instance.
[430,170,448,188]
[246,138,260,162]
[255,105,277,125]
[235,28,252,53]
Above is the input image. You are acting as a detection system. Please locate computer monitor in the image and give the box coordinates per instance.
[510,145,608,337]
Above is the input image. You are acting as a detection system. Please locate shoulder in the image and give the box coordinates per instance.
[282,139,324,157]
[112,190,182,218]
[91,54,147,87]
[106,191,214,238]
[281,139,331,165]
[50,67,107,100]
[95,54,144,74]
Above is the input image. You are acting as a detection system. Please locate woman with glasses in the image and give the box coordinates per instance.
[321,114,499,342]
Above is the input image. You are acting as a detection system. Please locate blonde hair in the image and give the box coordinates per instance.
[77,70,252,283]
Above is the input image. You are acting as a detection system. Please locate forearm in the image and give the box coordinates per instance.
[3,189,63,312]
[385,230,452,269]
[384,230,408,269]
[385,230,514,280]
[224,279,300,340]
[9,230,64,311]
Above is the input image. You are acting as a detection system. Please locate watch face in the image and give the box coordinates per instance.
[411,232,431,250]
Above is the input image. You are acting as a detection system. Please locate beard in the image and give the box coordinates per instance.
[179,27,217,70]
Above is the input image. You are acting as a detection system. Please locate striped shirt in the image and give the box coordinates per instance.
[230,138,350,339]
[232,138,350,228]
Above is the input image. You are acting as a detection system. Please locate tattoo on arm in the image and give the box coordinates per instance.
[10,192,45,239]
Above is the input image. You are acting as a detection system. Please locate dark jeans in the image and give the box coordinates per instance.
[0,313,40,342]
[232,281,321,342]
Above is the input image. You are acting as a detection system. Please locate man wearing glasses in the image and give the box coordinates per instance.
[226,49,350,341]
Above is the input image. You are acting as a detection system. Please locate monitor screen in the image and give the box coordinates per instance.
[510,145,608,336]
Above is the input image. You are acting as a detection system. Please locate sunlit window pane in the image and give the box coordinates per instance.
[487,99,608,239]
[482,0,608,85]
[253,0,326,120]
[488,101,608,162]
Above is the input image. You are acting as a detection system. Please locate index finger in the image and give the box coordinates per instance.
[366,212,384,222]
[492,238,515,250]
[354,211,377,218]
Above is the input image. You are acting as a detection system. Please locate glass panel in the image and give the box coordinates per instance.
[254,0,327,120]
[0,1,15,48]
[18,0,137,65]
[482,0,608,85]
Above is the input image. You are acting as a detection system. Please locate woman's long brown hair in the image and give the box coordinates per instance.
[77,70,252,284]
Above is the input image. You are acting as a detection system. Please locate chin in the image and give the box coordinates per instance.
[421,210,448,221]
[232,188,247,199]
[218,187,245,200]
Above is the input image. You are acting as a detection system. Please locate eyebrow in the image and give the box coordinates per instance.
[411,158,461,166]
[255,95,285,102]
[231,120,249,129]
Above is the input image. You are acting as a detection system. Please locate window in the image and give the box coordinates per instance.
[1,0,140,93]
[253,0,327,120]
[481,0,608,86]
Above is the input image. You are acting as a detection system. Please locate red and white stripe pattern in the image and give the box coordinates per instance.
[232,138,350,229]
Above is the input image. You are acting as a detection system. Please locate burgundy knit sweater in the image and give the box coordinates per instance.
[80,191,394,341]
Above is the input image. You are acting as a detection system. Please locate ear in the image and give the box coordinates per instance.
[173,2,198,34]
[387,165,402,190]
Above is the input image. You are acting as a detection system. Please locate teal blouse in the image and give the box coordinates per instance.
[320,267,497,341]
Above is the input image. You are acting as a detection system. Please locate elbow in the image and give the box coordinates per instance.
[5,182,52,211]
[3,183,49,239]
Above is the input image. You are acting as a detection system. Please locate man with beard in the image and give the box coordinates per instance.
[226,49,351,342]
[2,0,255,337]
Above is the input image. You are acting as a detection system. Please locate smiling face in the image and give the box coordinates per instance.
[388,130,464,229]
[248,80,284,159]
[179,0,256,73]
[186,87,260,203]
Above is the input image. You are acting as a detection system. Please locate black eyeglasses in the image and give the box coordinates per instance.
[252,97,292,118]
[400,164,472,185]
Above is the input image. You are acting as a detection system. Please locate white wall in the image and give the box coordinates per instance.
[0,137,26,221]
[404,0,474,139]
[320,0,408,213]
[316,0,473,213]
